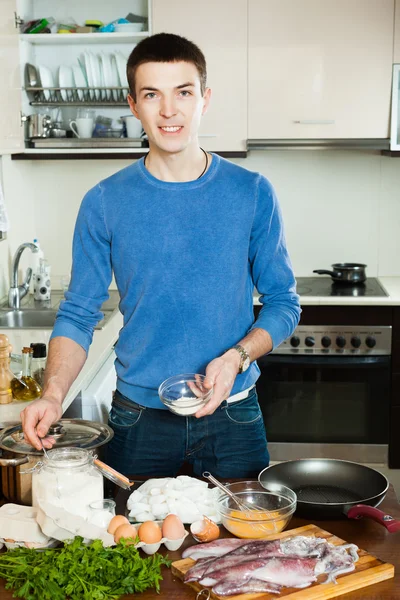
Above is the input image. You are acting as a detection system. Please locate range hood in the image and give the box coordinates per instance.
[247,139,390,151]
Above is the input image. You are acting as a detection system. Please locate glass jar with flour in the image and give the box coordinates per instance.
[32,448,104,520]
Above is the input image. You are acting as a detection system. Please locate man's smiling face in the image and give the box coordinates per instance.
[128,61,211,154]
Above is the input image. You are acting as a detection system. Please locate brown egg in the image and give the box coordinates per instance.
[138,520,162,544]
[162,514,186,540]
[114,523,138,544]
[107,514,130,535]
[190,516,220,542]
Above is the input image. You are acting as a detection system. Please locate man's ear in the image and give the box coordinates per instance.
[127,94,140,119]
[202,87,212,116]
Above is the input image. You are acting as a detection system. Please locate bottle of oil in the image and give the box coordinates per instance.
[0,334,13,404]
[11,347,42,401]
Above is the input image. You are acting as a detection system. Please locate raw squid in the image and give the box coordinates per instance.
[183,534,359,595]
[201,557,320,589]
[182,537,246,559]
[212,578,282,596]
[200,559,275,587]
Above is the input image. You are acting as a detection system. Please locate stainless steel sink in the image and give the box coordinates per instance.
[0,290,120,330]
[0,310,57,329]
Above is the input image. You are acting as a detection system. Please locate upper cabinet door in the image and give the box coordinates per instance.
[249,0,394,139]
[0,0,23,153]
[395,0,400,63]
[152,0,247,151]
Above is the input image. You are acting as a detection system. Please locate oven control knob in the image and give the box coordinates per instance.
[351,336,361,348]
[290,336,300,347]
[305,336,315,347]
[365,336,376,348]
[321,336,331,348]
[336,336,346,348]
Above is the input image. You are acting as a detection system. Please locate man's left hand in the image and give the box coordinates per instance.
[195,349,241,417]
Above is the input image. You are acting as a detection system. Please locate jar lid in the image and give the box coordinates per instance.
[0,419,114,456]
[30,342,47,358]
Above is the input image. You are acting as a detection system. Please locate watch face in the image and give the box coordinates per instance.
[242,357,250,372]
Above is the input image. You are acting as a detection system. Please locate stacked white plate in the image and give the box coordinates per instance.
[47,51,132,102]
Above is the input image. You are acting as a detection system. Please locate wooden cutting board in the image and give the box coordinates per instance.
[171,524,394,600]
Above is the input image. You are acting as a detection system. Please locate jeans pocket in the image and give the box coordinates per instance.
[224,391,262,425]
[109,401,143,429]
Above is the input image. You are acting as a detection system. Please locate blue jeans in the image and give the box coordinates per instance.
[103,388,270,479]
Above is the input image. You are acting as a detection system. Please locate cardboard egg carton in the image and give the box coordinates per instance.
[134,528,189,555]
[0,503,55,548]
[36,501,115,547]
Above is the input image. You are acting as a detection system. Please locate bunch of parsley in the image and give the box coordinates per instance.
[0,536,171,600]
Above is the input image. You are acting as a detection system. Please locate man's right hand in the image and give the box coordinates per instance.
[20,398,62,451]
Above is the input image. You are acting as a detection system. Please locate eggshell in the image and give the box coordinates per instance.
[114,523,138,544]
[138,521,162,544]
[190,516,220,542]
[162,514,186,540]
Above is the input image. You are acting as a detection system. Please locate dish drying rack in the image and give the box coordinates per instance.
[25,86,129,106]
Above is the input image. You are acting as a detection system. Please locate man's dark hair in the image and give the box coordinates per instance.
[126,32,207,101]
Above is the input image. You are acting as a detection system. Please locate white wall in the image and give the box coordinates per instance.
[1,150,400,288]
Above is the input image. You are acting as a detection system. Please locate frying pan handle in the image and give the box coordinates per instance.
[347,504,400,533]
[313,269,340,277]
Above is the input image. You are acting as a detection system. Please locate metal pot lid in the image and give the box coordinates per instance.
[0,419,114,456]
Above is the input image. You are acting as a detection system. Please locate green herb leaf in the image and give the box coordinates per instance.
[0,537,171,600]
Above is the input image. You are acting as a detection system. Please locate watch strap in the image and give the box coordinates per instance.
[231,344,250,373]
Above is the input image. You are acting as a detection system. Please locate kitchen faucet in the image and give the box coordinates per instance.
[8,242,38,309]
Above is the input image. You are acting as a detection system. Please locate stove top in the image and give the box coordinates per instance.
[296,277,388,297]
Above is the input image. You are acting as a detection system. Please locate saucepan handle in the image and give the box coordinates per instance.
[346,504,400,533]
[313,269,340,277]
[0,454,29,467]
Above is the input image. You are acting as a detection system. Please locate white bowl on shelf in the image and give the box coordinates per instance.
[114,23,143,33]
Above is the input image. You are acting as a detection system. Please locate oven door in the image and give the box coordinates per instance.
[256,354,391,464]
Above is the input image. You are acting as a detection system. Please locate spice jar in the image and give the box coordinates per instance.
[32,448,104,520]
[30,342,47,387]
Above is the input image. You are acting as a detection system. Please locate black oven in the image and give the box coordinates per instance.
[256,325,392,465]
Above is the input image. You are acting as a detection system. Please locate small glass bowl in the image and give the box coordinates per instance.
[217,480,297,539]
[158,374,213,416]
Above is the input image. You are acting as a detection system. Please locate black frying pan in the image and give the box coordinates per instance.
[259,459,400,533]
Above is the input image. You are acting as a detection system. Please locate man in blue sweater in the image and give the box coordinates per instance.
[21,33,300,478]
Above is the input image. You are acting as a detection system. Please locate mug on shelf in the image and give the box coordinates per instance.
[70,109,96,139]
[122,115,142,138]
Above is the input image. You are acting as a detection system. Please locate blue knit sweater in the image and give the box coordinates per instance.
[51,154,300,408]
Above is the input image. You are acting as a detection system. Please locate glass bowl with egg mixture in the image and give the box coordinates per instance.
[217,480,297,538]
[158,374,213,416]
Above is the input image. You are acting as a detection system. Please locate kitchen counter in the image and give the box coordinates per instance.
[253,277,400,306]
[0,481,397,599]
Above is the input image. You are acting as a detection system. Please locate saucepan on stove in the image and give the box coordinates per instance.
[259,459,400,533]
[313,263,367,284]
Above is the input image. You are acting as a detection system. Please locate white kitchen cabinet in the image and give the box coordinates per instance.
[248,0,394,140]
[0,1,24,153]
[395,0,400,63]
[152,0,247,152]
[0,0,151,156]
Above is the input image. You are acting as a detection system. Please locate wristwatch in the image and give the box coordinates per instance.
[231,344,251,373]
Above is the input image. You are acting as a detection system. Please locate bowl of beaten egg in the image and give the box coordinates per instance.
[217,481,297,539]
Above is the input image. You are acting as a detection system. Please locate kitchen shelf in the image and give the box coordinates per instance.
[11,150,247,160]
[25,87,129,106]
[20,32,149,45]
